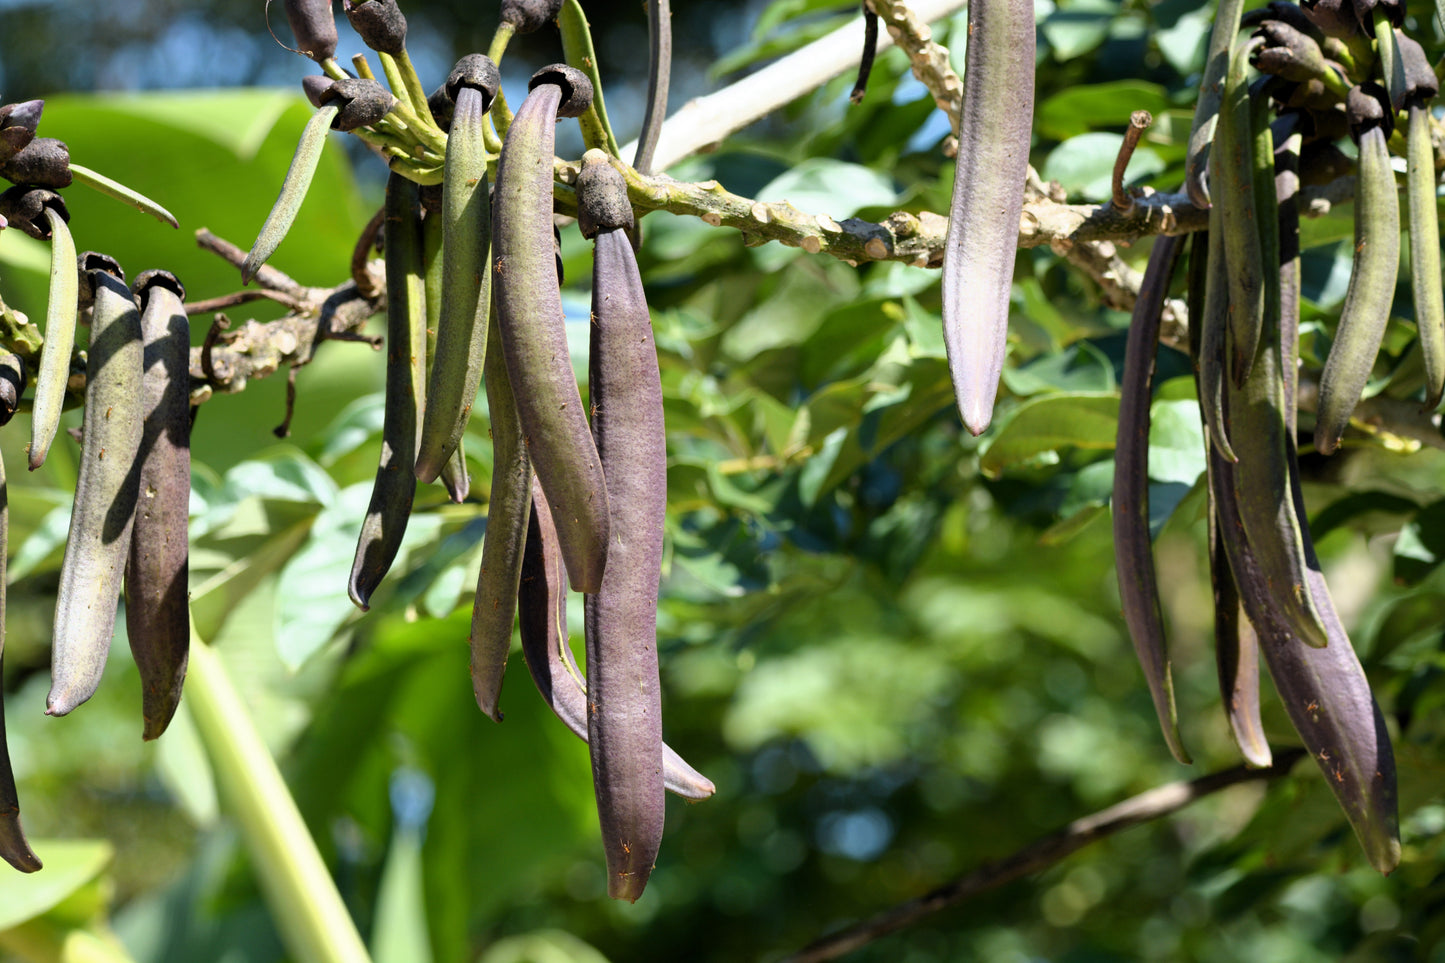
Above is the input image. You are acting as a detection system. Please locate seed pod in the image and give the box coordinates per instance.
[1396,34,1443,411]
[124,270,191,740]
[0,446,41,873]
[241,101,342,283]
[1185,0,1245,206]
[1215,38,1266,383]
[344,0,406,55]
[492,74,609,593]
[0,354,23,426]
[415,56,500,483]
[501,0,564,34]
[1208,498,1272,768]
[1112,233,1190,765]
[528,64,593,118]
[28,200,78,470]
[940,0,1035,436]
[284,0,338,63]
[418,184,471,502]
[1315,84,1398,455]
[469,311,531,720]
[48,256,145,716]
[0,137,72,190]
[1199,216,1236,462]
[581,156,668,900]
[519,482,714,800]
[634,0,672,175]
[349,173,426,610]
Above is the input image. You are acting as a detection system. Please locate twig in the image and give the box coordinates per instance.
[784,748,1306,963]
[196,228,307,298]
[200,313,233,383]
[185,289,306,315]
[351,206,385,299]
[850,4,880,105]
[273,364,300,438]
[866,0,963,124]
[1113,111,1154,211]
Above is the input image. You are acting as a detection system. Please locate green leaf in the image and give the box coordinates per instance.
[1036,82,1171,141]
[1147,399,1206,486]
[0,840,112,931]
[1040,0,1119,60]
[1003,340,1116,396]
[978,393,1121,478]
[1394,501,1445,584]
[477,930,612,963]
[755,159,898,220]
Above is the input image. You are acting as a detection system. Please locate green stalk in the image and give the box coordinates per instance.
[186,632,372,963]
[558,0,622,156]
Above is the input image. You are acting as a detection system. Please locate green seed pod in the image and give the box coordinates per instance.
[284,0,338,62]
[493,78,610,593]
[28,200,78,470]
[500,0,564,34]
[241,101,341,283]
[0,445,41,873]
[48,256,145,717]
[344,0,406,55]
[940,0,1035,435]
[124,270,191,740]
[1396,34,1443,410]
[1214,38,1265,384]
[519,482,714,800]
[1315,84,1398,454]
[1112,233,1190,765]
[349,173,426,610]
[1184,0,1245,206]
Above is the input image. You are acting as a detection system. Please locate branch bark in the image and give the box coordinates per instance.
[783,748,1307,963]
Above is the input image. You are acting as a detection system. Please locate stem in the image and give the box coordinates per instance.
[558,0,622,157]
[784,750,1306,963]
[186,632,372,963]
[487,19,515,64]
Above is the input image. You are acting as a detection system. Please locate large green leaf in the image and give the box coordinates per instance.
[979,393,1121,478]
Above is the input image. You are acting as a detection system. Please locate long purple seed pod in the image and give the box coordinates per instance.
[1112,232,1190,765]
[0,446,41,873]
[940,0,1035,436]
[469,308,532,720]
[48,255,144,716]
[283,0,338,63]
[349,173,425,610]
[124,271,191,740]
[1208,497,1272,768]
[519,480,714,800]
[1185,0,1246,207]
[578,151,666,901]
[492,66,610,593]
[1395,33,1443,411]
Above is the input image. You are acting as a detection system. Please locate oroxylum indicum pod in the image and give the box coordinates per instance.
[349,173,426,610]
[1214,38,1266,384]
[577,150,666,901]
[27,190,77,471]
[1315,83,1398,454]
[124,270,191,740]
[519,481,714,800]
[0,441,41,873]
[1112,232,1190,765]
[48,254,144,717]
[1185,0,1246,206]
[415,54,501,484]
[1394,32,1443,411]
[634,0,672,175]
[940,0,1035,436]
[283,0,338,63]
[492,64,609,594]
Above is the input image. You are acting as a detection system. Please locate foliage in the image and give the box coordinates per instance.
[0,0,1441,961]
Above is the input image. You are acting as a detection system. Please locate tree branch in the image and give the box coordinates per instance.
[783,748,1306,963]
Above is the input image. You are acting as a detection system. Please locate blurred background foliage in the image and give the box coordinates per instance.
[0,0,1442,961]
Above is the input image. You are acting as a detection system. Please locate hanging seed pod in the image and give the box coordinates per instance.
[940,0,1035,435]
[1315,84,1398,454]
[284,0,338,63]
[0,444,40,873]
[519,481,714,800]
[1215,38,1266,383]
[1395,33,1443,411]
[492,65,608,593]
[241,100,342,283]
[1112,233,1190,765]
[349,173,426,610]
[1185,0,1245,206]
[124,270,191,740]
[634,0,672,174]
[418,184,471,503]
[47,255,145,717]
[1208,497,1272,768]
[27,195,78,471]
[577,151,666,902]
[416,54,501,484]
[344,0,406,55]
[500,0,564,34]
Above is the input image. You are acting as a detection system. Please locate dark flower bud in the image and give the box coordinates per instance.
[302,74,336,109]
[1252,21,1332,85]
[1395,31,1437,107]
[0,137,71,189]
[0,352,25,427]
[1346,82,1391,140]
[80,251,125,284]
[285,0,339,62]
[1273,77,1341,111]
[444,54,501,113]
[0,100,44,160]
[1242,1,1325,40]
[313,77,395,130]
[529,64,593,118]
[500,0,564,35]
[576,149,634,238]
[427,85,453,132]
[133,268,186,306]
[344,0,406,56]
[0,185,66,239]
[1300,0,1363,38]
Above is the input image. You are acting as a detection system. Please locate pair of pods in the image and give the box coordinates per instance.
[47,257,192,740]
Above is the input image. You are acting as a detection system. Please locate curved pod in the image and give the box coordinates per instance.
[0,447,41,872]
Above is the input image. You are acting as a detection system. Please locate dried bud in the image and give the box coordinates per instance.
[0,100,44,161]
[1300,0,1363,38]
[1243,1,1325,40]
[576,149,634,238]
[0,137,71,189]
[133,268,186,307]
[285,0,339,62]
[327,78,396,131]
[0,353,26,427]
[1346,82,1391,140]
[528,64,593,118]
[500,0,564,34]
[344,0,407,55]
[0,186,66,239]
[444,54,501,113]
[1395,31,1437,108]
[1252,21,1332,85]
